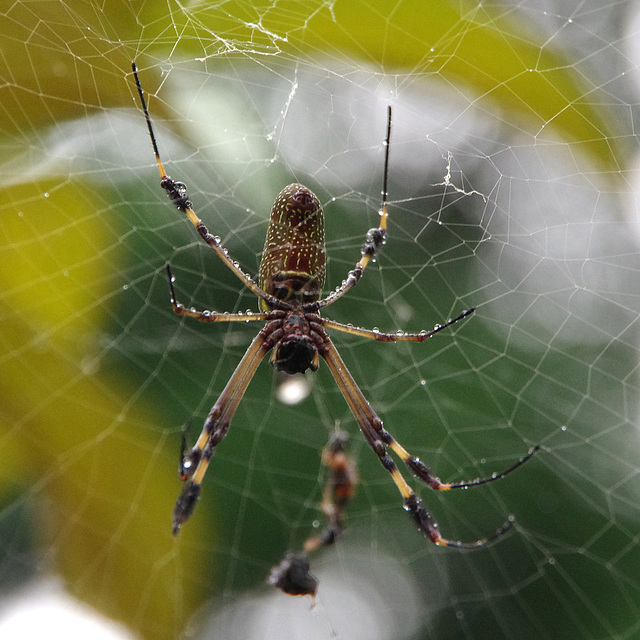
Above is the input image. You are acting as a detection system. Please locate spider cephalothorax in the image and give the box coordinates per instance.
[132,62,538,546]
[263,307,325,375]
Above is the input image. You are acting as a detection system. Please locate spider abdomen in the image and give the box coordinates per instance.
[269,273,320,306]
[259,184,326,312]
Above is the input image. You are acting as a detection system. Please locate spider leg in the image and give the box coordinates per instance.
[314,106,392,312]
[390,439,540,491]
[166,263,268,323]
[172,330,271,534]
[322,336,518,548]
[322,307,474,342]
[132,62,284,312]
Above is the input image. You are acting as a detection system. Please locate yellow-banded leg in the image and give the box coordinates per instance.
[322,334,536,548]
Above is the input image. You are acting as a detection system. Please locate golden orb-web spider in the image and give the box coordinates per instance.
[132,62,538,547]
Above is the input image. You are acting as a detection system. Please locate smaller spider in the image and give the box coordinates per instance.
[132,62,538,548]
[267,432,356,597]
[302,431,357,553]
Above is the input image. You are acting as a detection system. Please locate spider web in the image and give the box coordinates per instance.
[2,1,640,639]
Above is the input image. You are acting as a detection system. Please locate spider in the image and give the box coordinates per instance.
[267,433,356,596]
[268,431,356,596]
[302,431,358,553]
[132,62,538,548]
